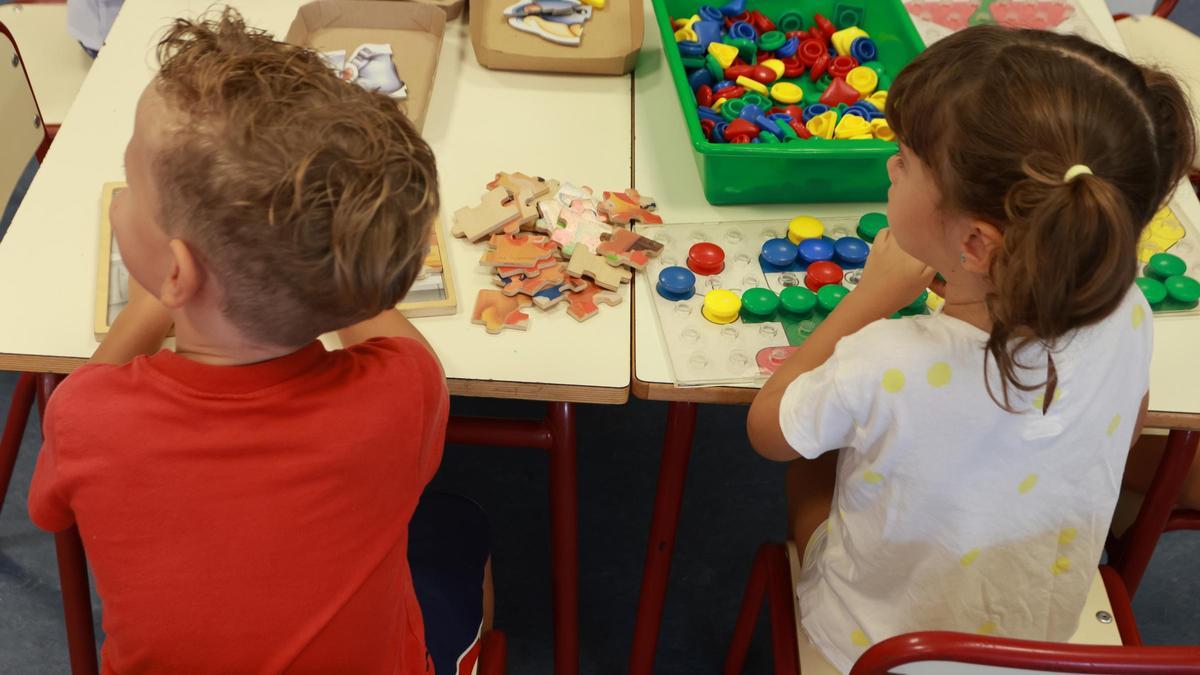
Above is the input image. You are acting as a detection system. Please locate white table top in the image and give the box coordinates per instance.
[632,0,1200,425]
[0,0,634,403]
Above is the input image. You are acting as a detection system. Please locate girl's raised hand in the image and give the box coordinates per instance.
[854,229,936,315]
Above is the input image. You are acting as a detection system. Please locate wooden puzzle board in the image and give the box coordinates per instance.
[640,217,870,386]
[94,182,457,338]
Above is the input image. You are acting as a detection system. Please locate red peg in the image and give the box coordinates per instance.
[829,55,860,80]
[819,77,861,106]
[814,13,836,37]
[696,84,714,108]
[810,52,830,81]
[804,261,843,291]
[688,242,726,276]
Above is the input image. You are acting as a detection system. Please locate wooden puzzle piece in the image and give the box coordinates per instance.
[596,228,665,270]
[482,232,558,267]
[532,285,569,310]
[553,201,611,257]
[502,188,544,234]
[486,172,560,205]
[471,290,532,334]
[565,248,631,290]
[556,182,595,209]
[452,187,521,242]
[497,262,572,297]
[598,188,663,226]
[563,279,623,321]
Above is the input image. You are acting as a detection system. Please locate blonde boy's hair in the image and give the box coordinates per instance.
[152,7,439,347]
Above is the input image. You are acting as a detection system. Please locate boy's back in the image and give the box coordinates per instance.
[31,337,446,673]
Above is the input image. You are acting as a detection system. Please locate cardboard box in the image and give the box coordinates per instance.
[470,0,643,75]
[386,0,467,21]
[285,0,446,131]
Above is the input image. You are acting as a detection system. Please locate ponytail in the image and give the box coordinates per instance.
[984,157,1138,409]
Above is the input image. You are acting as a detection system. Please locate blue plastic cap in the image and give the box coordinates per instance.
[739,103,764,122]
[713,79,736,91]
[718,0,745,17]
[729,21,757,41]
[698,5,723,22]
[712,121,728,142]
[776,35,799,58]
[693,20,723,47]
[755,115,784,138]
[798,238,835,264]
[833,237,869,266]
[657,266,697,301]
[697,106,724,123]
[760,238,799,268]
[850,37,878,63]
[688,68,715,91]
[801,103,830,123]
[678,40,706,57]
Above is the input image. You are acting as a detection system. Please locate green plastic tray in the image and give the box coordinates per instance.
[650,0,925,204]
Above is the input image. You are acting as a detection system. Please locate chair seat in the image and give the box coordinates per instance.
[785,542,1123,675]
[0,3,91,127]
[1116,14,1200,172]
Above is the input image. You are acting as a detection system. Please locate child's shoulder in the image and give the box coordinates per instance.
[838,312,984,363]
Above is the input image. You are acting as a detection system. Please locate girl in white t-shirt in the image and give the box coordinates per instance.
[747,26,1196,673]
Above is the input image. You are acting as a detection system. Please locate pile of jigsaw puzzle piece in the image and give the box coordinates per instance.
[453,171,665,334]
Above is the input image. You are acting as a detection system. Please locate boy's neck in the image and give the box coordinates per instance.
[170,306,303,367]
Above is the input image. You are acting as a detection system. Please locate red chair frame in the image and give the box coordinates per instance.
[0,19,54,520]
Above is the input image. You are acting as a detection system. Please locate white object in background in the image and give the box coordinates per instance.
[67,0,123,52]
[1116,14,1200,171]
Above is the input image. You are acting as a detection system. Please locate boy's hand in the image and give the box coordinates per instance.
[853,229,935,315]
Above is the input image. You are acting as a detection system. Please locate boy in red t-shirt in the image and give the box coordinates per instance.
[28,9,464,673]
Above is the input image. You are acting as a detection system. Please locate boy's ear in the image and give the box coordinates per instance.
[158,239,203,309]
[960,219,1003,275]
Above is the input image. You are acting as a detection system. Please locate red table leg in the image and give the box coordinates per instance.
[0,372,37,518]
[629,401,698,675]
[1111,429,1200,597]
[447,402,579,675]
[547,402,579,675]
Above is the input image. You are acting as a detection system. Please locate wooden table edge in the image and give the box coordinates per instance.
[0,353,630,405]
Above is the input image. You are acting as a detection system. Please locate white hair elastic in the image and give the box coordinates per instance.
[1063,164,1093,182]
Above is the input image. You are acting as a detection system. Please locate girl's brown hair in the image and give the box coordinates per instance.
[151,8,439,348]
[887,25,1195,408]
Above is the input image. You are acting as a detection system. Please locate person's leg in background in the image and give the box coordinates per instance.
[410,492,492,675]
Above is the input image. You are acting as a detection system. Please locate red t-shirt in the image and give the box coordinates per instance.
[29,338,447,674]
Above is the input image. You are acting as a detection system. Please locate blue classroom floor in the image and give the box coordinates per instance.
[3,3,1200,672]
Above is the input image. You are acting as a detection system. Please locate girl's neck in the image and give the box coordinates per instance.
[939,280,993,334]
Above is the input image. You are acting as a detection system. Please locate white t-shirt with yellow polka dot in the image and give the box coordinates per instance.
[779,284,1152,674]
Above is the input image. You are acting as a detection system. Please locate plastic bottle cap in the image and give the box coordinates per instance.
[657,266,697,302]
[702,289,742,324]
[1146,252,1187,280]
[760,237,799,267]
[779,286,817,317]
[857,212,888,242]
[1136,276,1167,307]
[804,260,844,291]
[797,237,835,264]
[740,287,779,319]
[1165,274,1200,305]
[817,284,848,313]
[833,236,869,266]
[688,242,726,275]
[846,65,878,96]
[770,81,803,104]
[788,215,825,244]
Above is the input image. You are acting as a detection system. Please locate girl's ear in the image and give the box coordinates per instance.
[158,239,203,309]
[960,219,1003,274]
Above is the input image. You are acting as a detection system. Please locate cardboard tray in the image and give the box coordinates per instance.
[386,0,467,21]
[470,0,644,75]
[286,0,446,131]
